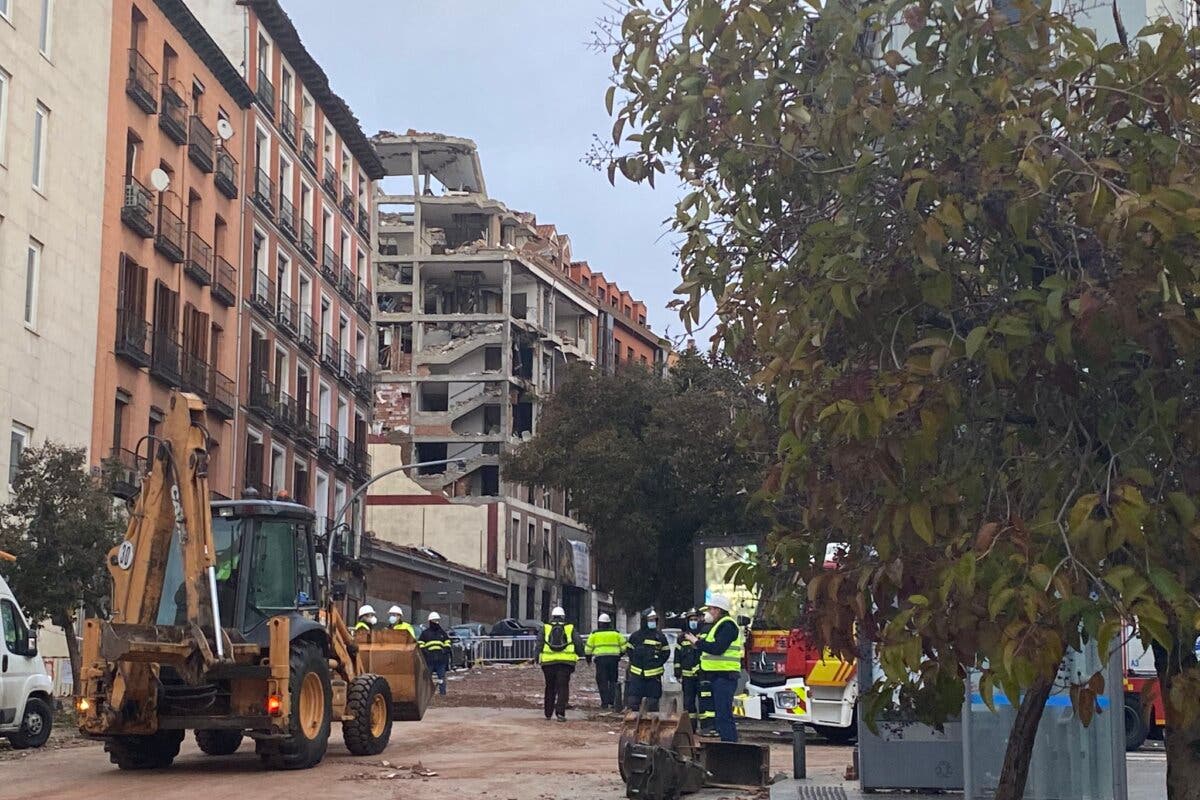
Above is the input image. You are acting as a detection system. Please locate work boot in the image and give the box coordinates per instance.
[556,714,566,722]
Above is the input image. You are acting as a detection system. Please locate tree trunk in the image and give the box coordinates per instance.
[1153,639,1200,800]
[53,608,81,698]
[992,670,1055,800]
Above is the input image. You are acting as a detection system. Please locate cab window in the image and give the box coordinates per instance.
[1,599,27,653]
[249,520,314,616]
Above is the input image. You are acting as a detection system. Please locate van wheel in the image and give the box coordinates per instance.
[195,728,244,755]
[8,697,52,749]
[343,673,393,756]
[1125,695,1149,751]
[260,641,331,770]
[106,730,185,769]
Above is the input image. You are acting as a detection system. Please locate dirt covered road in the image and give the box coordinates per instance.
[0,665,851,800]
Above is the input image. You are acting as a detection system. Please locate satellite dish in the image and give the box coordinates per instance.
[149,168,170,192]
[216,118,235,142]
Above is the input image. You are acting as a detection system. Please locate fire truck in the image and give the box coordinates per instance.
[1123,636,1165,751]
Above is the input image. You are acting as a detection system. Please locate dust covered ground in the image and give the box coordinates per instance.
[0,664,853,800]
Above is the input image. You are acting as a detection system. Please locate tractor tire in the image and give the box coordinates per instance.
[105,730,185,770]
[195,728,245,756]
[1125,695,1150,752]
[343,673,393,756]
[259,640,331,770]
[8,696,52,749]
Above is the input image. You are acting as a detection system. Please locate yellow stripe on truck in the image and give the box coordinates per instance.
[807,650,856,687]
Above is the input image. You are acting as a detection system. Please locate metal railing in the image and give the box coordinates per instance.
[322,159,338,197]
[155,202,185,262]
[126,49,158,113]
[188,115,215,172]
[301,131,317,169]
[121,176,155,237]
[280,103,297,147]
[212,255,236,306]
[253,167,275,215]
[250,271,276,315]
[300,219,316,261]
[256,67,275,115]
[321,244,339,281]
[185,230,212,285]
[279,193,296,240]
[215,145,238,198]
[471,636,540,664]
[160,82,187,143]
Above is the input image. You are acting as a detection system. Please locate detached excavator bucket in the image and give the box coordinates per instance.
[355,628,435,721]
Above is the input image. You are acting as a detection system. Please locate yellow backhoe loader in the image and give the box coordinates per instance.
[77,391,433,770]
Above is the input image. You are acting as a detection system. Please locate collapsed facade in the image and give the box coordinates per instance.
[367,132,667,627]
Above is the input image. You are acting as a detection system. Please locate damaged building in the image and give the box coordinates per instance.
[366,131,664,627]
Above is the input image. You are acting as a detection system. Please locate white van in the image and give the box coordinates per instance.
[0,568,53,749]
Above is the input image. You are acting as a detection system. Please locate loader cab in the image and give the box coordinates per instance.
[157,500,320,643]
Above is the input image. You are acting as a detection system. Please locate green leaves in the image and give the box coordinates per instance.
[909,502,934,544]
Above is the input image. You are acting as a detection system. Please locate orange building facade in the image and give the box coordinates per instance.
[92,0,254,499]
[567,261,662,372]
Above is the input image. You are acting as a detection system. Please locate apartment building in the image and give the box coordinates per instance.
[92,0,251,499]
[186,0,383,539]
[0,0,111,500]
[368,131,626,627]
[567,260,665,374]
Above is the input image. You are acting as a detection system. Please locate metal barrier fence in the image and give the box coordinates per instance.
[471,635,540,664]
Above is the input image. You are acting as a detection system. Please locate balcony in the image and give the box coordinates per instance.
[276,293,298,339]
[352,441,371,481]
[184,231,212,286]
[212,255,236,306]
[126,49,158,114]
[320,334,340,371]
[103,447,144,500]
[253,167,275,216]
[121,177,155,238]
[338,436,354,470]
[300,220,316,263]
[339,186,355,220]
[215,145,239,199]
[321,245,339,283]
[301,131,317,170]
[338,266,356,301]
[340,352,358,387]
[150,330,182,387]
[280,104,297,148]
[159,82,187,144]
[180,351,210,399]
[256,68,275,117]
[188,116,215,173]
[115,307,151,368]
[317,425,338,463]
[357,204,370,239]
[299,312,318,355]
[208,368,235,419]
[278,193,297,242]
[355,282,371,319]
[250,272,276,317]
[155,203,186,263]
[322,160,338,197]
[248,372,275,419]
[275,392,297,434]
[296,409,318,448]
[355,366,373,401]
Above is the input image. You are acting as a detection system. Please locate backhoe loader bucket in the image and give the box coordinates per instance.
[355,628,435,721]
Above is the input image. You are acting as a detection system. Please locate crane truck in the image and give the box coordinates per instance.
[76,391,433,769]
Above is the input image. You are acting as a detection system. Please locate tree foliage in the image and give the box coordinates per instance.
[605,0,1200,795]
[504,352,770,611]
[0,442,121,693]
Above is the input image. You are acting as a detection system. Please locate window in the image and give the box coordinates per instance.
[32,103,49,191]
[301,92,315,135]
[249,519,315,616]
[112,391,130,451]
[0,68,9,164]
[1,598,30,654]
[281,64,293,110]
[323,123,335,158]
[9,422,31,486]
[24,240,42,327]
[0,0,9,23]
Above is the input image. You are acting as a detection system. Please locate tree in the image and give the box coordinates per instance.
[504,352,769,611]
[0,442,121,695]
[604,1,1200,796]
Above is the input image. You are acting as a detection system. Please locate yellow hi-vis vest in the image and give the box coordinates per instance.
[699,616,744,673]
[585,629,624,658]
[392,622,416,639]
[540,623,578,664]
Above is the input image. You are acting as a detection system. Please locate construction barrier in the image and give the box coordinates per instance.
[471,635,540,664]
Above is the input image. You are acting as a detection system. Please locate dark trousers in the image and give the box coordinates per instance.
[542,663,573,718]
[682,676,699,719]
[594,656,620,708]
[710,673,739,742]
[430,658,448,695]
[625,673,662,712]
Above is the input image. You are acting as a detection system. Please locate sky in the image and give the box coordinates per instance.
[280,0,688,339]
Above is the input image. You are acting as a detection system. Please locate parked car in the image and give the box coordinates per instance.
[0,563,54,749]
[490,618,540,637]
[451,623,488,640]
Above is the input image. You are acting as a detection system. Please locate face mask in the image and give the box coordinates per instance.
[688,620,699,631]
[366,616,378,626]
[388,616,399,625]
[703,612,714,624]
[647,620,657,630]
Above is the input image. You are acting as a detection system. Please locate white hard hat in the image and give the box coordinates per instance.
[427,612,441,623]
[388,605,403,616]
[551,606,566,618]
[646,609,658,619]
[598,613,612,623]
[706,594,732,613]
[358,604,376,618]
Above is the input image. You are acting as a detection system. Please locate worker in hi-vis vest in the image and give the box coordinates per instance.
[623,609,669,712]
[685,593,744,742]
[537,606,584,721]
[585,613,625,711]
